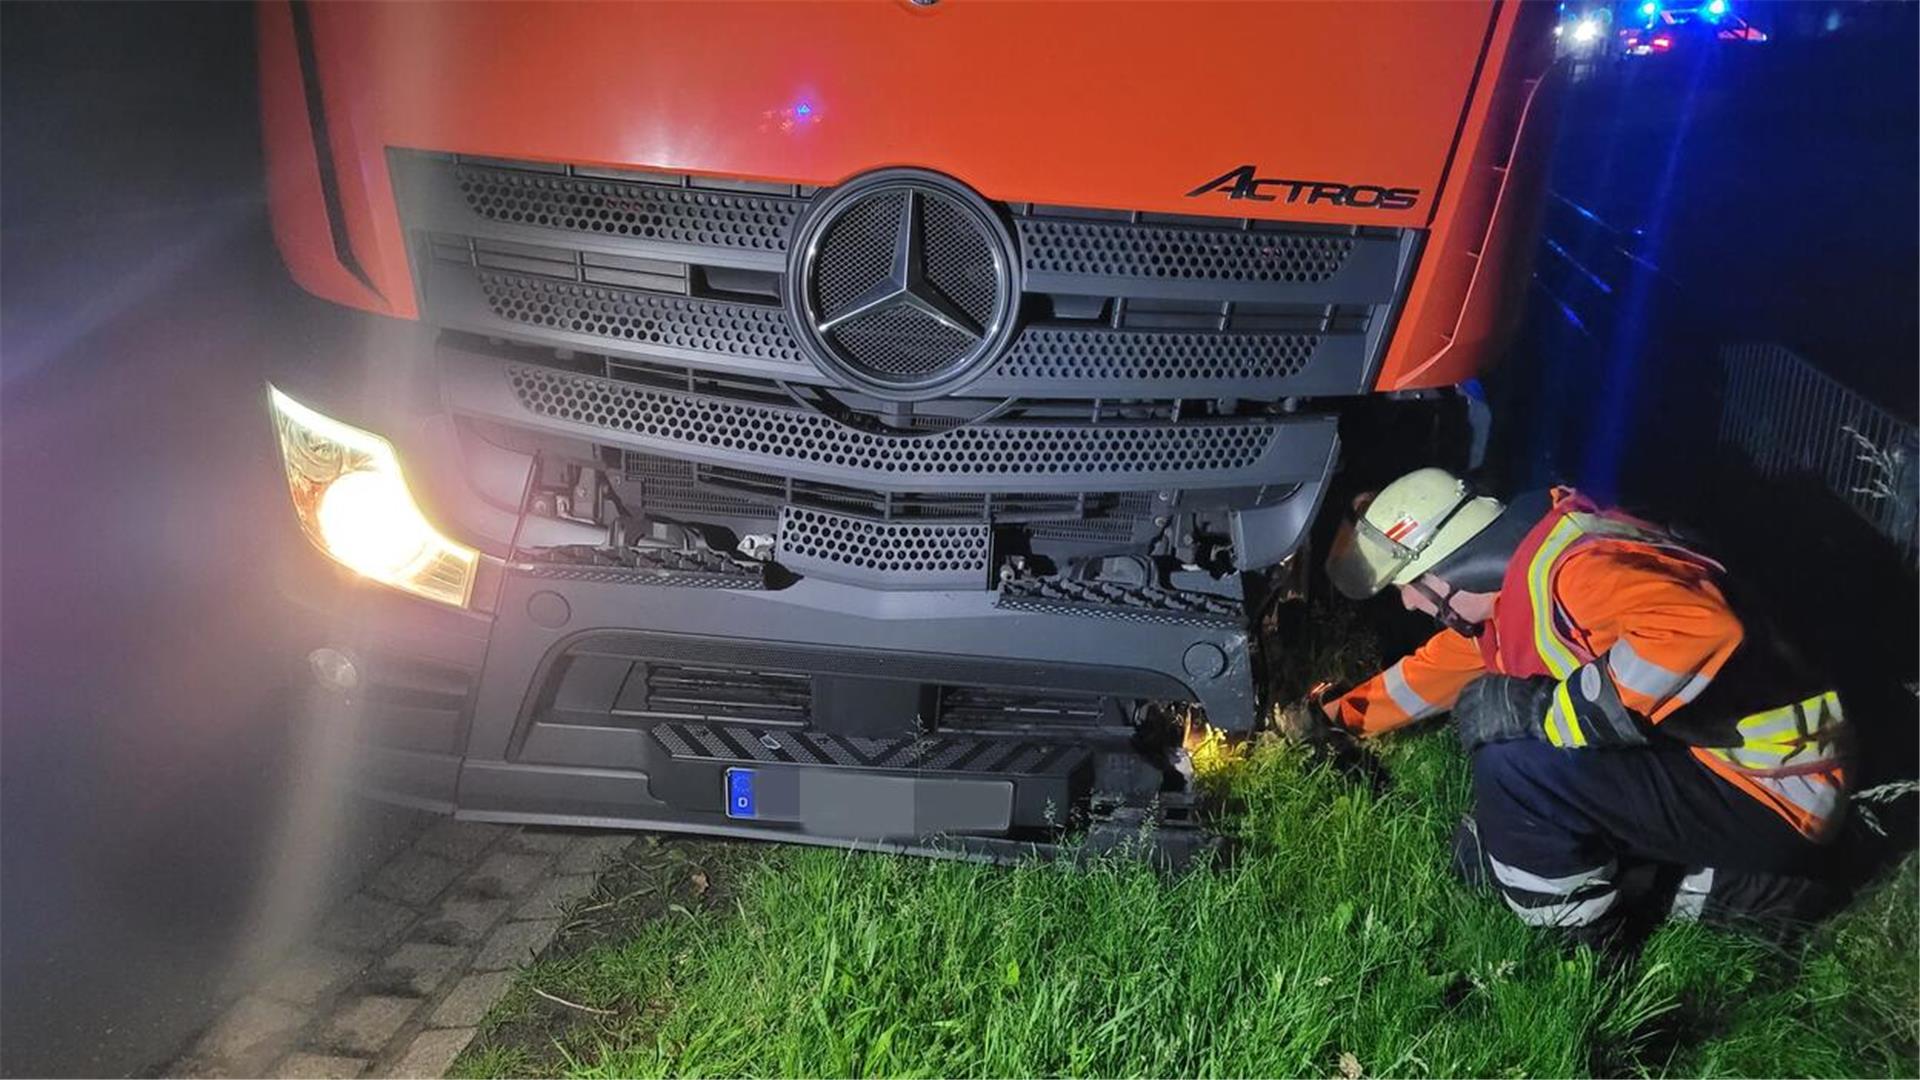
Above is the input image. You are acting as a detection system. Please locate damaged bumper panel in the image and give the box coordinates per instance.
[318,560,1250,861]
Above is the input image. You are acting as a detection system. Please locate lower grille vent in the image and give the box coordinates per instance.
[619,451,1154,539]
[778,506,990,589]
[938,687,1109,727]
[623,663,811,724]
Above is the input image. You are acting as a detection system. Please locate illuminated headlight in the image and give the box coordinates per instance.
[268,386,477,606]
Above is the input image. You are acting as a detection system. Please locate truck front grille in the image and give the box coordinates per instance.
[404,151,1384,582]
[776,506,993,589]
[456,162,801,254]
[506,362,1279,481]
[394,151,1414,403]
[1015,214,1356,286]
[478,272,806,365]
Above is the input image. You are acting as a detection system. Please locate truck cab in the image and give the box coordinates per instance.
[259,0,1555,859]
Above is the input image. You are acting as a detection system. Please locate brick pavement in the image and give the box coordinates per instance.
[175,823,638,1078]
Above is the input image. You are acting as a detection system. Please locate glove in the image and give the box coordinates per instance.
[1267,684,1386,791]
[1453,674,1557,754]
[1268,682,1349,743]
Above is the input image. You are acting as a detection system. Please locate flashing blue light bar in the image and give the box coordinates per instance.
[1640,1,1657,14]
[1706,0,1728,15]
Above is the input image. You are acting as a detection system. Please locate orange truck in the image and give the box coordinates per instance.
[259,1,1556,860]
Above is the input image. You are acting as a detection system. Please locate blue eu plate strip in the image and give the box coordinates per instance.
[725,768,756,819]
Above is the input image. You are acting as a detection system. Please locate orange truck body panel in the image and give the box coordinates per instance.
[258,0,1555,390]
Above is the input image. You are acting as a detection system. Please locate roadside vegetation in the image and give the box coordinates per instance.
[452,720,1916,1078]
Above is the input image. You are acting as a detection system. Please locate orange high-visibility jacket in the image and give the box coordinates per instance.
[1332,489,1847,838]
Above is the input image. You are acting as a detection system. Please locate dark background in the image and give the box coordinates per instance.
[2,3,1914,1075]
[2,6,427,1076]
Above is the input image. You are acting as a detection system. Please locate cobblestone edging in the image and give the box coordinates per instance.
[176,821,637,1079]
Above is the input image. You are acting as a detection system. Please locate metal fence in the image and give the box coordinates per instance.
[1718,343,1918,564]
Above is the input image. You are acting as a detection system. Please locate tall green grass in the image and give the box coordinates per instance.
[455,732,1916,1078]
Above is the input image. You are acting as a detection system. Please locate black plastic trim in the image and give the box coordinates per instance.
[1424,0,1506,227]
[440,350,1342,496]
[287,1,382,299]
[421,258,1375,400]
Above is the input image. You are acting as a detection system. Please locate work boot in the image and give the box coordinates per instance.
[1668,867,1851,945]
[1450,816,1493,892]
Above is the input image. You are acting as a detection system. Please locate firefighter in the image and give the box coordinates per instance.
[1318,467,1849,944]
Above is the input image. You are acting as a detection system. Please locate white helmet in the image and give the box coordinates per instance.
[1325,467,1506,599]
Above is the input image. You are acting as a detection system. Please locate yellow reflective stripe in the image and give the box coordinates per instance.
[1819,691,1845,724]
[1544,716,1570,748]
[1526,517,1589,679]
[1722,692,1847,769]
[1735,705,1802,743]
[1716,746,1797,770]
[1544,682,1586,747]
[1733,691,1845,735]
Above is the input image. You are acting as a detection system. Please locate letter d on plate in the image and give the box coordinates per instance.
[725,768,757,819]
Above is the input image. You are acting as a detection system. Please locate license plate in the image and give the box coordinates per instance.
[724,768,756,819]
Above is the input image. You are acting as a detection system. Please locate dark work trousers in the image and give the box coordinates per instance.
[1462,739,1845,939]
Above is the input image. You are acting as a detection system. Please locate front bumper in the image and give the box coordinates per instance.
[293,527,1259,843]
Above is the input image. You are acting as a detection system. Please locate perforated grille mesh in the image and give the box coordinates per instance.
[467,266,1324,389]
[508,365,1277,478]
[921,198,999,326]
[456,166,799,251]
[479,272,804,364]
[1029,493,1154,545]
[813,193,903,315]
[807,187,1003,387]
[778,506,990,586]
[619,454,770,518]
[831,307,975,377]
[998,328,1318,383]
[1017,218,1354,283]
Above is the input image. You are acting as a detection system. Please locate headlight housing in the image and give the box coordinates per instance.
[268,386,478,607]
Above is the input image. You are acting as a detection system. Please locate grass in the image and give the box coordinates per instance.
[451,725,1917,1078]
